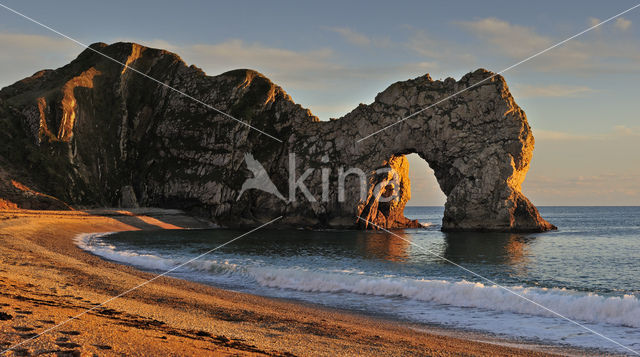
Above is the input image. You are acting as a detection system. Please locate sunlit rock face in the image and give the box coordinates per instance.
[0,42,555,232]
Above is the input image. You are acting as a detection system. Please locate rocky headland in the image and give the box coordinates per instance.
[0,42,555,232]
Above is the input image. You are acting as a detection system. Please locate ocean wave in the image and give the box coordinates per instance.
[76,232,640,328]
[250,268,640,327]
[75,232,244,274]
[75,232,180,271]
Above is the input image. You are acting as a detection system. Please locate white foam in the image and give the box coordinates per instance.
[76,232,181,270]
[75,232,245,274]
[75,232,640,330]
[248,268,640,328]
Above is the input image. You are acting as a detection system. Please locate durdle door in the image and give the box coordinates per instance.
[0,42,555,232]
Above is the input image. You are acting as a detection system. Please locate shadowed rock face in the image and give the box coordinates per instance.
[0,42,555,232]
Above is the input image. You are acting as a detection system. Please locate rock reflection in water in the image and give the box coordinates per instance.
[441,232,534,266]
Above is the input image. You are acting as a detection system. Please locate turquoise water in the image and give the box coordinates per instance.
[76,207,640,354]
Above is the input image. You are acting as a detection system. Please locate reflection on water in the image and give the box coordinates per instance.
[355,231,412,262]
[111,227,536,271]
[356,230,535,266]
[441,232,534,266]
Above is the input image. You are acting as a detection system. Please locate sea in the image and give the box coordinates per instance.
[75,206,640,355]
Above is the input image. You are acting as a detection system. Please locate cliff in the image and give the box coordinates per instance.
[0,42,555,232]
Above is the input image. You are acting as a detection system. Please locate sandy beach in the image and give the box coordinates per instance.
[0,209,595,356]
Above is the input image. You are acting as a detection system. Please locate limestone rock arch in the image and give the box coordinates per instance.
[0,42,555,232]
[281,70,555,232]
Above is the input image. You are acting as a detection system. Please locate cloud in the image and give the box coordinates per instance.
[1,33,368,120]
[110,37,359,92]
[526,124,640,205]
[327,27,391,48]
[457,17,640,73]
[515,84,595,98]
[615,17,632,31]
[182,39,340,86]
[330,27,371,46]
[612,125,640,137]
[406,30,476,67]
[457,18,551,58]
[588,17,631,32]
[0,32,347,92]
[0,32,78,87]
[396,61,439,74]
[534,125,640,142]
[116,37,447,92]
[533,129,591,141]
[523,172,640,205]
[326,27,473,75]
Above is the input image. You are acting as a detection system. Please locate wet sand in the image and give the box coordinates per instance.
[0,209,595,356]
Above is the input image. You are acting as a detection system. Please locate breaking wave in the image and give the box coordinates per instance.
[76,232,640,329]
[250,268,640,328]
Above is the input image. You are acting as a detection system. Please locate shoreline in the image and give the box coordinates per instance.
[0,209,604,356]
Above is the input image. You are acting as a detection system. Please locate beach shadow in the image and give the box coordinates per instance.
[82,209,183,230]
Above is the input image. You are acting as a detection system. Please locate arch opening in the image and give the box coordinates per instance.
[403,153,446,228]
[405,153,446,207]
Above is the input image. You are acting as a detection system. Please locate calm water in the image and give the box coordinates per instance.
[76,207,640,354]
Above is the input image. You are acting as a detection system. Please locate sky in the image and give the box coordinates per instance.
[0,0,639,205]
